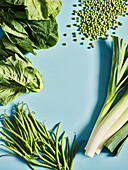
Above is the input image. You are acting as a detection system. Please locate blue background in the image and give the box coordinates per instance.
[0,0,128,169]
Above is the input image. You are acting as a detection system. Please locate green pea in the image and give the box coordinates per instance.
[112,32,116,34]
[62,43,67,46]
[63,33,68,36]
[80,42,84,45]
[73,39,78,42]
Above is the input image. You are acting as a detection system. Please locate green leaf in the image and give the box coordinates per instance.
[0,0,62,20]
[0,54,43,105]
[0,14,58,54]
[0,10,28,36]
[26,18,59,49]
[0,34,24,58]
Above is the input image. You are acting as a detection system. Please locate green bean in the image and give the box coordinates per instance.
[61,132,68,170]
[25,156,58,170]
[70,133,77,161]
[2,127,33,153]
[1,116,28,151]
[43,121,55,145]
[38,136,56,156]
[41,150,56,163]
[28,114,48,140]
[1,144,24,157]
[22,114,33,150]
[24,111,38,139]
[13,114,28,139]
[73,140,85,155]
[65,137,71,167]
[0,132,30,157]
[2,115,14,130]
[0,103,86,170]
[35,146,58,168]
[0,154,20,158]
[0,137,13,145]
[55,123,61,170]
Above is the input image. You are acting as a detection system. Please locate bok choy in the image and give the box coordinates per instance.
[84,36,128,157]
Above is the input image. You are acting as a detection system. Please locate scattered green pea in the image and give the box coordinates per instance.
[118,22,123,25]
[63,33,68,37]
[72,17,76,20]
[90,43,94,45]
[73,39,78,42]
[73,4,78,7]
[71,0,127,42]
[62,43,67,46]
[67,24,72,28]
[80,42,84,45]
[82,37,86,40]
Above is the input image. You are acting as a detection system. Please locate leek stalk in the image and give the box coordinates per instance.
[85,36,128,157]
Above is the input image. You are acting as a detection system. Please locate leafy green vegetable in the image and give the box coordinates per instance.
[0,0,62,20]
[0,34,25,59]
[0,0,62,105]
[0,54,43,106]
[0,10,59,54]
[0,102,84,170]
[85,36,128,157]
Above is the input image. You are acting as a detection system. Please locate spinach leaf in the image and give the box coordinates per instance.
[0,35,25,59]
[0,0,62,20]
[1,16,58,53]
[26,18,59,49]
[0,54,43,106]
[0,0,62,54]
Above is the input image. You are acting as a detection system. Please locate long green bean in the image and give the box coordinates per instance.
[0,102,84,170]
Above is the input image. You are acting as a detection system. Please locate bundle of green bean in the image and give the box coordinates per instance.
[73,0,128,43]
[0,102,84,170]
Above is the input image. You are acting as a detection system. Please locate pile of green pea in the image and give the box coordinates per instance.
[64,0,128,48]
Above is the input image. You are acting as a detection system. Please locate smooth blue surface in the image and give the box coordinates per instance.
[0,0,128,170]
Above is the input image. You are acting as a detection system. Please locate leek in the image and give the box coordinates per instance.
[85,36,128,157]
[105,123,128,156]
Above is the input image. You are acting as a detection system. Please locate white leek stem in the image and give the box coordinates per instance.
[84,97,115,151]
[96,108,128,155]
[85,90,128,158]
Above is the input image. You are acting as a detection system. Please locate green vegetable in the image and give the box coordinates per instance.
[0,0,62,54]
[72,0,127,43]
[64,33,68,36]
[0,0,62,20]
[0,34,25,59]
[62,43,67,46]
[0,10,59,54]
[0,0,62,105]
[85,36,128,157]
[105,122,128,156]
[0,102,84,170]
[118,21,123,25]
[80,42,84,45]
[0,54,43,106]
